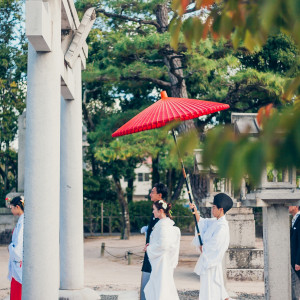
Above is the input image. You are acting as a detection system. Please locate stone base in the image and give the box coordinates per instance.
[226,248,264,269]
[59,288,100,300]
[226,248,264,281]
[227,268,264,281]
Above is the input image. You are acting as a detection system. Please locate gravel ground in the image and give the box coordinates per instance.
[178,290,264,300]
[100,296,118,300]
[99,291,265,300]
[236,294,264,300]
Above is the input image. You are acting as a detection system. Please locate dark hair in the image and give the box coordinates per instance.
[153,183,168,200]
[153,200,172,218]
[10,196,25,212]
[213,193,233,214]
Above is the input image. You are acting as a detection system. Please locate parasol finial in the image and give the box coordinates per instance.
[160,91,168,99]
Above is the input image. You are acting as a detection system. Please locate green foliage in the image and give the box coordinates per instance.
[203,104,300,187]
[169,0,300,187]
[130,201,195,233]
[0,0,26,205]
[78,0,300,220]
[84,199,195,234]
[84,200,122,234]
[171,0,300,100]
[238,34,300,76]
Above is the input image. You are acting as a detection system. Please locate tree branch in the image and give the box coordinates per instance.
[96,8,160,30]
[140,58,164,64]
[82,88,96,131]
[120,75,171,88]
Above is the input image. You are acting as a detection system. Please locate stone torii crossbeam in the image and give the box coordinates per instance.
[23,1,97,299]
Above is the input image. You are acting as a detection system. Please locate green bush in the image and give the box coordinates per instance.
[129,201,194,233]
[84,199,195,234]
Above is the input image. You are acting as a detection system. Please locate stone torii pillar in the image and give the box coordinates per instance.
[23,1,97,299]
[23,1,62,298]
[59,5,98,299]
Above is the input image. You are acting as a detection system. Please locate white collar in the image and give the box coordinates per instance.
[292,211,300,223]
[217,215,226,221]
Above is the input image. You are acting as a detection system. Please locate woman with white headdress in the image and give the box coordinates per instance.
[143,200,180,300]
[8,196,24,300]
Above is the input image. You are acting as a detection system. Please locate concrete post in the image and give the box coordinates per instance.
[23,1,61,299]
[263,205,291,300]
[60,57,84,290]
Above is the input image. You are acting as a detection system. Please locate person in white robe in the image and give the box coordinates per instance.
[8,195,25,300]
[144,200,180,300]
[190,193,233,300]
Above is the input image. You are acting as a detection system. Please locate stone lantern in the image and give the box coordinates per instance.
[232,112,300,300]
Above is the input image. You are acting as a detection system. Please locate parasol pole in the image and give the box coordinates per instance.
[171,129,203,246]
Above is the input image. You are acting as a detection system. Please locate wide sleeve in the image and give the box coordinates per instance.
[147,226,169,261]
[200,224,228,270]
[192,218,212,247]
[9,220,24,262]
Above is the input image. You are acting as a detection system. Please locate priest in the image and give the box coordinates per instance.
[190,193,233,300]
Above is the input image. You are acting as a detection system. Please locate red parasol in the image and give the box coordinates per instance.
[112,91,230,246]
[112,91,229,137]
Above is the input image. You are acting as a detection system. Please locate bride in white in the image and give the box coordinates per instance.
[143,200,181,300]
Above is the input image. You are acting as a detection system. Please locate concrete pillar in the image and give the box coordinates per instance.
[23,1,61,299]
[17,111,26,192]
[60,57,84,290]
[263,205,291,300]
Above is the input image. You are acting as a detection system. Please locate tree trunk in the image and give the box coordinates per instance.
[152,155,160,186]
[166,168,173,201]
[127,177,134,203]
[4,141,9,191]
[157,4,199,201]
[113,176,130,239]
[171,173,185,203]
[190,172,211,218]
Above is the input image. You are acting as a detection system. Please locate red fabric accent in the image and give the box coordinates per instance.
[10,277,22,300]
[112,91,230,137]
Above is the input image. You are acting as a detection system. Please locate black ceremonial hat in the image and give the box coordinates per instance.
[212,193,233,213]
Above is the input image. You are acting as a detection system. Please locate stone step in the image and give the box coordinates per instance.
[227,269,264,281]
[226,248,264,269]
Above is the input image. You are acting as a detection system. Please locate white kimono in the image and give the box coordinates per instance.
[144,217,180,300]
[8,214,24,284]
[193,216,229,300]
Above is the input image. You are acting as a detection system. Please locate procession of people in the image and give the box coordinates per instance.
[6,189,300,300]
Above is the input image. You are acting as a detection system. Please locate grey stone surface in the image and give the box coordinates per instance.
[263,205,291,300]
[0,209,18,244]
[23,0,62,297]
[227,208,256,248]
[60,58,84,290]
[227,269,264,281]
[226,249,264,269]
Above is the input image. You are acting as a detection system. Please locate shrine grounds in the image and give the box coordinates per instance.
[0,234,264,300]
